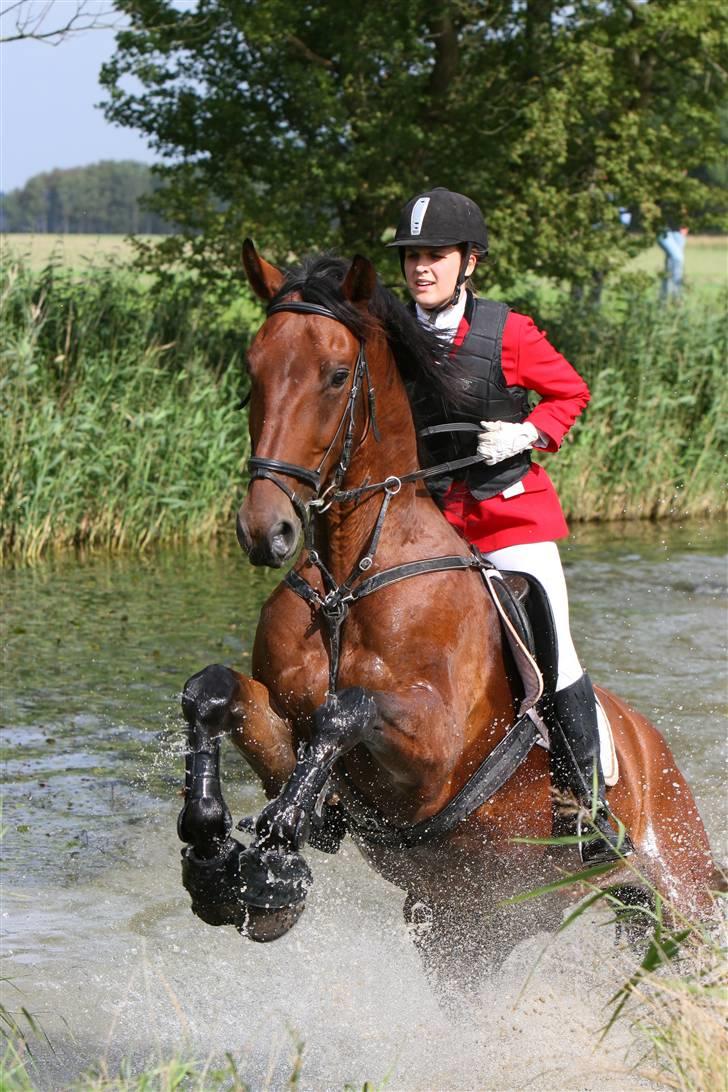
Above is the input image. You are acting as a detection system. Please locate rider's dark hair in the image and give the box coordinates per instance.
[269,255,468,414]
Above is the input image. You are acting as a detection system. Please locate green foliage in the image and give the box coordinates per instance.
[540,282,728,520]
[0,260,260,559]
[0,259,724,560]
[101,0,728,289]
[0,161,172,234]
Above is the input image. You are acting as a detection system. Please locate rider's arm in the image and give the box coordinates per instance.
[501,312,590,453]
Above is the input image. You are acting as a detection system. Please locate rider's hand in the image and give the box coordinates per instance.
[477,420,539,465]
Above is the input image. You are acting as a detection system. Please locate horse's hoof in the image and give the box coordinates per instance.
[238,844,313,910]
[181,838,312,929]
[237,901,307,942]
[181,839,248,928]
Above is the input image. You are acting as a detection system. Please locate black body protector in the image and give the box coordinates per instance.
[409,294,532,502]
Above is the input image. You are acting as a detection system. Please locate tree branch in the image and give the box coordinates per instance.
[285,33,334,70]
[0,0,122,45]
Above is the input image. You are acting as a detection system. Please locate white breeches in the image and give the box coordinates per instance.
[482,541,583,691]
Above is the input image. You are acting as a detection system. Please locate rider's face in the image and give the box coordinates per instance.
[403,246,475,311]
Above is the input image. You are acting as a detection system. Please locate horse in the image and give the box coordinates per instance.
[176,242,714,984]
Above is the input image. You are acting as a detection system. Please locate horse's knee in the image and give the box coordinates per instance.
[182,663,238,736]
[311,686,378,751]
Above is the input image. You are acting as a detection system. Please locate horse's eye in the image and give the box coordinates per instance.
[330,368,350,389]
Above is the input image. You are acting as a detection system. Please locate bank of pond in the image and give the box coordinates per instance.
[1,260,725,561]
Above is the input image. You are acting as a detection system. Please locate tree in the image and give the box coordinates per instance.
[100,0,728,289]
[0,1,120,44]
[0,161,173,233]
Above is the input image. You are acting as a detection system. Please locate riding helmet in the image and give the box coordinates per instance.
[387,187,489,255]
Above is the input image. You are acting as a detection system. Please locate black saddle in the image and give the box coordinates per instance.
[497,571,559,696]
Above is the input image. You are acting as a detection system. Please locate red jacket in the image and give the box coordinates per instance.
[442,309,589,552]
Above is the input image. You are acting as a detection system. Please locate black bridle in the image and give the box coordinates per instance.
[245,297,488,693]
[247,300,380,530]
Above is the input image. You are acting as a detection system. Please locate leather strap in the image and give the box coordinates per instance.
[342,712,539,848]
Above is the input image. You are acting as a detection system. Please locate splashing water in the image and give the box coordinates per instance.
[2,523,725,1089]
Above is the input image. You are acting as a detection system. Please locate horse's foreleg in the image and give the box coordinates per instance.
[176,663,303,939]
[254,686,377,852]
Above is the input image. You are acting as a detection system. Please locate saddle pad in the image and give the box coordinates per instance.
[529,694,619,786]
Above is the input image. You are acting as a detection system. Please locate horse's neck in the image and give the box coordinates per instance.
[320,340,427,580]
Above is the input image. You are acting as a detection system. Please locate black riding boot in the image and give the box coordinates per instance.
[546,673,633,865]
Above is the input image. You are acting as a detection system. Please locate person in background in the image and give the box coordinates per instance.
[657,225,688,300]
[387,187,633,865]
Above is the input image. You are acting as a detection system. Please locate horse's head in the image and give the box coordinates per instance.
[237,240,378,567]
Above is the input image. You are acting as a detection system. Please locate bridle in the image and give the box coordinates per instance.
[247,300,381,534]
[244,294,493,694]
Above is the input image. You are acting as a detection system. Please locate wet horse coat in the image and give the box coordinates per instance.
[177,245,714,967]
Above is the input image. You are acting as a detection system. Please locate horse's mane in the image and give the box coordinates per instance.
[269,255,466,413]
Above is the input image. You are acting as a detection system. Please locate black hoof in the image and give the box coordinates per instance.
[237,844,313,910]
[238,901,307,943]
[181,837,312,929]
[181,838,249,928]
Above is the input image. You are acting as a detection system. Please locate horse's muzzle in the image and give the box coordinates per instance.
[236,508,300,567]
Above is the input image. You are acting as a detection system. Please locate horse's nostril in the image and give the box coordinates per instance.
[270,520,298,559]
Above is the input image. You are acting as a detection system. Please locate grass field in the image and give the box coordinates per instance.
[1,232,726,286]
[629,234,727,285]
[0,233,149,269]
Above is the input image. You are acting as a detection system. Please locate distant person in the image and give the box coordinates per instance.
[657,225,688,301]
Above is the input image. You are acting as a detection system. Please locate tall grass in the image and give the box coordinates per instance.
[0,262,259,560]
[516,280,728,521]
[505,825,727,1092]
[1,260,725,561]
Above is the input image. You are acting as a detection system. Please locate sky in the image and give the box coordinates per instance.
[0,3,160,192]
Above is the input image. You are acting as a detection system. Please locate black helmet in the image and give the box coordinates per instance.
[387,187,488,254]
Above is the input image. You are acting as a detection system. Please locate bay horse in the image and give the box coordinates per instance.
[177,243,714,982]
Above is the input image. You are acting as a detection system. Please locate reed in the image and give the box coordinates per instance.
[505,828,727,1092]
[516,280,728,521]
[1,261,725,561]
[0,261,258,561]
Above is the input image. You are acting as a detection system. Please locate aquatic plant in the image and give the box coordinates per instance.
[505,824,727,1092]
[1,259,725,561]
[0,261,256,560]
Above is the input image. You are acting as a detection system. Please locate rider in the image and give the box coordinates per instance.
[387,187,632,865]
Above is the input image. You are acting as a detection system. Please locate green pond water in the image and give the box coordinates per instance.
[1,521,726,1090]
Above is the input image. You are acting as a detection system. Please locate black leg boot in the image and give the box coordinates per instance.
[546,673,633,865]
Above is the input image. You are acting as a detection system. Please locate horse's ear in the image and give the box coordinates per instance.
[341,254,376,305]
[242,238,285,301]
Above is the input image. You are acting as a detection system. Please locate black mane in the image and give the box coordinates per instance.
[269,255,466,414]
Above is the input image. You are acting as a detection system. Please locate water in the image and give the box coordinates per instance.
[2,522,726,1090]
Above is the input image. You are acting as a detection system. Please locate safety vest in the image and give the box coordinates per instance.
[409,295,531,501]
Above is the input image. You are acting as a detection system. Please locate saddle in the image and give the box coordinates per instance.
[484,568,618,786]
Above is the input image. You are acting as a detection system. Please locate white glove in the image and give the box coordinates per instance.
[477,420,539,465]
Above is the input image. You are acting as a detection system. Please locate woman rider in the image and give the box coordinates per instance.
[387,187,632,865]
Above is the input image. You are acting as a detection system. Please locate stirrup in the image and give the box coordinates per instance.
[577,808,634,866]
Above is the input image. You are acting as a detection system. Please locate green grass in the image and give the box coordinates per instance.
[0,234,157,271]
[0,256,725,560]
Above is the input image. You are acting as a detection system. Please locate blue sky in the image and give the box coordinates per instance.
[1,14,159,192]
